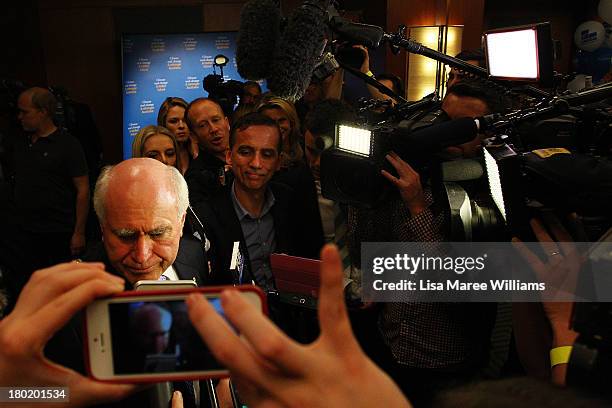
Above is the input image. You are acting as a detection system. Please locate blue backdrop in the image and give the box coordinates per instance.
[121,32,257,159]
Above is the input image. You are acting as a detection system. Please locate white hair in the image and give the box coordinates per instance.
[93,164,189,222]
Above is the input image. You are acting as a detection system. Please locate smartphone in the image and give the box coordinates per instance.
[133,279,197,291]
[84,286,265,383]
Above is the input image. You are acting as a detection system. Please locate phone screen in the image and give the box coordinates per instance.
[108,298,224,374]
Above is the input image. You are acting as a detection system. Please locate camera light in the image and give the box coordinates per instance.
[484,148,507,222]
[214,54,229,67]
[335,124,372,157]
[485,28,539,80]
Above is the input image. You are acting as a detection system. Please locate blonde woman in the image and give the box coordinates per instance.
[157,97,196,174]
[131,125,181,169]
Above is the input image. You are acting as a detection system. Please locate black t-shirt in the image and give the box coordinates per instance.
[13,129,88,233]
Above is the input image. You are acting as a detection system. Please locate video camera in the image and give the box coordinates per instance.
[202,54,246,115]
[318,21,612,242]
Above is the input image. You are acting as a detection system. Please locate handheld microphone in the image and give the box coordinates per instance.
[236,0,283,80]
[267,0,329,101]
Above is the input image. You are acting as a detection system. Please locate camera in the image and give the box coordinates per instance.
[202,54,246,115]
[319,21,612,243]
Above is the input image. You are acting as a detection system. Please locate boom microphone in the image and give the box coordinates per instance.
[236,0,282,80]
[267,0,329,102]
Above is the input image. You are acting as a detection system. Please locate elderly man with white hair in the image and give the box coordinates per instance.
[87,157,208,286]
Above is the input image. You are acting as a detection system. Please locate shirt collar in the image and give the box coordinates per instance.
[160,265,179,281]
[230,181,275,220]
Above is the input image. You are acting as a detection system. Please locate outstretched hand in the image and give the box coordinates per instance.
[186,244,411,408]
[0,262,137,406]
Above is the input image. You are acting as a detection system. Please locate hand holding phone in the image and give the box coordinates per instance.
[84,286,265,383]
[0,262,137,406]
[184,244,411,408]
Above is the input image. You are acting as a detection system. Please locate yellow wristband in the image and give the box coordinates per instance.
[366,70,374,78]
[550,346,572,367]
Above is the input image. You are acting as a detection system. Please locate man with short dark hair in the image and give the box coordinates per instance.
[441,79,510,159]
[193,112,323,289]
[184,98,231,204]
[12,86,90,275]
[240,81,262,107]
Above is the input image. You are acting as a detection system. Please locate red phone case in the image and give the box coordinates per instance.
[82,284,267,383]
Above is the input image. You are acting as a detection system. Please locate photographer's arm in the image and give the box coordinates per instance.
[186,244,411,408]
[354,45,395,104]
[0,262,137,406]
[322,67,345,100]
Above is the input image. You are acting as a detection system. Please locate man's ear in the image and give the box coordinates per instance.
[226,149,232,166]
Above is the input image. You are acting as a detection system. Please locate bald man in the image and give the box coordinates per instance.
[43,159,208,407]
[87,158,208,286]
[12,86,89,275]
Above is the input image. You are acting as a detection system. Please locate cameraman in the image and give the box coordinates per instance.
[346,79,509,404]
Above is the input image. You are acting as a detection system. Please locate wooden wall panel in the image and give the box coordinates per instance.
[39,6,122,163]
[386,0,485,99]
[203,2,246,32]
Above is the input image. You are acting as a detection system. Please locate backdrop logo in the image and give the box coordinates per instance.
[154,78,168,92]
[124,80,137,95]
[123,39,134,53]
[200,55,214,69]
[128,122,141,137]
[183,37,197,51]
[137,58,151,72]
[151,38,166,52]
[185,76,200,90]
[215,36,230,50]
[167,56,182,70]
[140,100,155,114]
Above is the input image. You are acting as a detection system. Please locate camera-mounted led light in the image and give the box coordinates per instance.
[335,124,372,157]
[214,54,229,67]
[483,148,507,221]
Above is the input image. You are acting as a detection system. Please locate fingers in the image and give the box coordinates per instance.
[70,377,138,406]
[384,152,416,178]
[317,244,358,352]
[530,218,561,259]
[12,263,116,317]
[29,277,125,350]
[218,290,307,374]
[171,390,183,408]
[186,293,269,386]
[512,237,545,276]
[381,169,399,186]
[540,212,578,258]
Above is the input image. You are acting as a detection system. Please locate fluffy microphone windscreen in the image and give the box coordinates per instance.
[267,2,327,102]
[236,0,282,80]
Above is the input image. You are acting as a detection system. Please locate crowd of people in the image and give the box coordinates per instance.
[0,48,602,407]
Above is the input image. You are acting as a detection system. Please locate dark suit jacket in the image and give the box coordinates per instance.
[192,182,324,286]
[184,149,228,205]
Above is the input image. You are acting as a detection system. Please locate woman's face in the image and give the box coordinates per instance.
[165,106,189,143]
[260,107,291,145]
[143,134,177,167]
